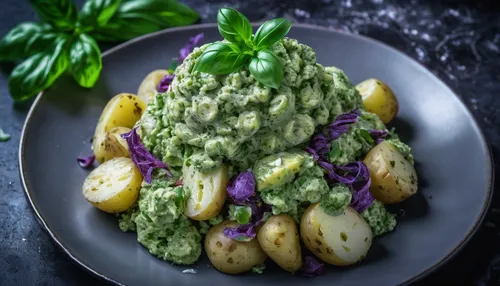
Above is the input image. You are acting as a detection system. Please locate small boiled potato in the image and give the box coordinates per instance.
[356,78,398,124]
[82,157,142,213]
[182,163,228,221]
[137,69,170,104]
[257,214,302,272]
[103,127,131,161]
[92,93,146,163]
[363,141,418,204]
[301,204,372,266]
[205,221,267,274]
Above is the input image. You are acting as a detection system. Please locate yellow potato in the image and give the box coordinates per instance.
[182,163,228,221]
[92,93,146,163]
[356,78,398,124]
[137,69,170,104]
[257,214,302,272]
[363,141,418,204]
[82,157,142,213]
[205,221,267,274]
[301,204,372,266]
[253,152,305,192]
[103,127,131,161]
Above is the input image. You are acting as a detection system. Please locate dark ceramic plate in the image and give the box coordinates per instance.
[19,24,493,286]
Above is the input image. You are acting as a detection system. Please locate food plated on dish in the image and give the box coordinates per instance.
[81,8,419,276]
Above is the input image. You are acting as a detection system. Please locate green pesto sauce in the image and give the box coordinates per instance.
[133,179,201,265]
[361,200,397,237]
[328,111,385,165]
[140,38,363,173]
[319,184,352,216]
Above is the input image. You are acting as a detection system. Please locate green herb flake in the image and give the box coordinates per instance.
[0,129,11,142]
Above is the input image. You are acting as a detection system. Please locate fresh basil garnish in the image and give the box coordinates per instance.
[0,0,199,101]
[29,0,78,31]
[253,18,292,50]
[195,8,292,89]
[249,49,283,89]
[8,36,69,102]
[194,42,251,75]
[90,0,199,42]
[79,0,121,30]
[69,33,102,88]
[217,8,252,47]
[0,23,55,61]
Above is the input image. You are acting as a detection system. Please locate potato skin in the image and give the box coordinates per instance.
[363,141,418,204]
[205,221,267,274]
[93,93,146,163]
[137,69,170,104]
[356,78,398,124]
[103,127,131,161]
[82,158,142,213]
[257,214,302,272]
[183,164,228,221]
[301,204,372,266]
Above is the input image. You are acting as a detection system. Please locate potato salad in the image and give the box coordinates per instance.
[81,8,418,277]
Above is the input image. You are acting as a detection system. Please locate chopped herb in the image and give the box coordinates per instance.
[0,128,10,142]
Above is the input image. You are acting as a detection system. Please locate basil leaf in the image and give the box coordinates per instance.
[0,22,56,61]
[194,42,251,75]
[174,187,184,209]
[253,18,292,50]
[90,0,199,42]
[69,33,102,88]
[249,49,283,89]
[8,36,69,102]
[217,8,252,47]
[29,0,78,31]
[79,0,121,31]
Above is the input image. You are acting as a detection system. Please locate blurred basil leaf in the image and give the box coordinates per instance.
[253,18,291,50]
[90,0,199,42]
[0,22,57,61]
[29,0,78,31]
[194,42,251,75]
[249,49,283,89]
[79,0,121,31]
[69,33,102,88]
[217,8,252,47]
[8,36,69,102]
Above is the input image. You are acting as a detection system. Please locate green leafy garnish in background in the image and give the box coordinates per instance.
[194,8,291,89]
[0,0,199,102]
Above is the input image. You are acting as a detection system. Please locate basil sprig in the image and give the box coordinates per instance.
[194,8,291,89]
[0,0,199,102]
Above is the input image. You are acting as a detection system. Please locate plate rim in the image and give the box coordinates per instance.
[18,22,494,286]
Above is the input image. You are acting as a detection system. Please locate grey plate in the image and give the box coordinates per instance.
[19,24,493,286]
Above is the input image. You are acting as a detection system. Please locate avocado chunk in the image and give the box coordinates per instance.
[253,152,305,192]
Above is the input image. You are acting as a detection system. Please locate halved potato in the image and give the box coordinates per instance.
[182,163,228,220]
[301,204,372,266]
[257,214,302,272]
[103,127,131,161]
[92,93,146,163]
[82,157,142,213]
[363,141,418,204]
[356,78,398,124]
[205,221,267,274]
[137,69,170,104]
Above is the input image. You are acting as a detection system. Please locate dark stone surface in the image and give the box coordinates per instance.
[0,0,498,285]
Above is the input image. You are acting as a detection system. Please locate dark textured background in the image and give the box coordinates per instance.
[1,0,499,285]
